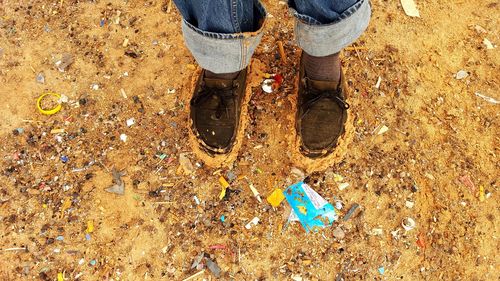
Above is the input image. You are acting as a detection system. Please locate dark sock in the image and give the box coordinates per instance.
[303,52,341,85]
[205,70,240,80]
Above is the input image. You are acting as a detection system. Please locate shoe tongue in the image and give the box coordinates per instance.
[308,79,339,91]
[204,78,233,89]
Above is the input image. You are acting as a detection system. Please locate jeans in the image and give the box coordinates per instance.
[173,0,371,73]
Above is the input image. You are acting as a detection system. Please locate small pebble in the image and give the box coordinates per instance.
[483,38,494,50]
[120,134,128,142]
[59,94,69,103]
[291,167,305,179]
[126,118,135,127]
[36,73,45,84]
[334,200,343,210]
[226,171,237,182]
[377,125,389,135]
[405,200,415,208]
[338,182,349,191]
[333,227,345,239]
[12,128,24,135]
[455,70,468,80]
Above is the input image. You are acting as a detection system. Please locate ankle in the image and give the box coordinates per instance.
[205,70,240,80]
[303,52,341,85]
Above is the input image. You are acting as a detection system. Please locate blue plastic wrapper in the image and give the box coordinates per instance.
[284,182,337,233]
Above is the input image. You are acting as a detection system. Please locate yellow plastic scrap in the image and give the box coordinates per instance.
[333,173,344,183]
[219,176,230,200]
[219,176,230,188]
[57,272,64,281]
[298,205,307,215]
[219,187,227,200]
[256,68,272,79]
[50,128,65,134]
[267,188,285,207]
[86,220,94,233]
[479,185,485,202]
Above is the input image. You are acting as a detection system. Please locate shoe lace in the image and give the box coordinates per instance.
[191,84,236,120]
[301,87,350,118]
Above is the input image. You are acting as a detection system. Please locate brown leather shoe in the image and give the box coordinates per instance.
[190,69,247,155]
[296,55,350,158]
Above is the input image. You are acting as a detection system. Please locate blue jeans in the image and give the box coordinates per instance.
[173,0,371,73]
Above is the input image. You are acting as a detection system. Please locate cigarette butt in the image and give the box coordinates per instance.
[249,183,262,203]
[120,88,127,98]
[278,41,286,63]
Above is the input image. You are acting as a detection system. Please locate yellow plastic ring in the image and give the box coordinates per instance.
[37,92,62,115]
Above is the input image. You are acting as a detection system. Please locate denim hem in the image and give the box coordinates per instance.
[181,1,267,73]
[292,0,371,56]
[182,1,266,40]
[289,0,365,26]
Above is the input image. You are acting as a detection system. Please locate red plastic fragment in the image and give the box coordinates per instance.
[209,244,226,250]
[273,74,283,85]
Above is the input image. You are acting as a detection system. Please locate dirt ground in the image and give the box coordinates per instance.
[0,0,498,280]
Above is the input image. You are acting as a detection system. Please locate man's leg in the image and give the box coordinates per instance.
[289,0,371,158]
[174,0,266,76]
[173,0,266,154]
[290,0,370,84]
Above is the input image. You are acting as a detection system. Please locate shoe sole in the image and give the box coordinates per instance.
[287,109,354,173]
[186,59,265,168]
[288,109,354,173]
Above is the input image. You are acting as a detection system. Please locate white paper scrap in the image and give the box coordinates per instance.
[401,0,420,17]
